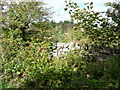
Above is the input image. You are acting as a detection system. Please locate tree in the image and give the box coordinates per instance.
[1,1,54,88]
[105,1,120,27]
[105,1,120,48]
[64,1,119,48]
[2,0,52,42]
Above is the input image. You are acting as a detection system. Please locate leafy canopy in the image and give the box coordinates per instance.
[2,0,52,42]
[65,1,119,48]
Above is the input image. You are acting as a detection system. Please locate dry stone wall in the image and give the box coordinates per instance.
[50,42,120,61]
[51,42,81,57]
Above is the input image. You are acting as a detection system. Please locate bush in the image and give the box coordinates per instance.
[2,43,120,88]
[2,40,53,88]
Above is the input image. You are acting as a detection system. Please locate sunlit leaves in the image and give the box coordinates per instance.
[65,1,119,48]
[2,1,54,88]
[2,1,52,42]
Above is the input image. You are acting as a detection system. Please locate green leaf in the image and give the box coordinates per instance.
[64,8,68,11]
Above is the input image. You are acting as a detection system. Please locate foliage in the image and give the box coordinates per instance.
[51,25,64,43]
[57,20,74,31]
[1,0,120,89]
[105,1,120,26]
[2,1,52,42]
[65,1,119,48]
[105,1,120,48]
[1,0,54,88]
[2,41,52,88]
[60,28,83,43]
[62,1,120,88]
[51,20,74,43]
[2,44,120,88]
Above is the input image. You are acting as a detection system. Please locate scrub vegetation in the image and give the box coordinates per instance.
[1,0,120,88]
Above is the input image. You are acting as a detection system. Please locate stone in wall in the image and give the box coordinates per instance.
[51,42,81,57]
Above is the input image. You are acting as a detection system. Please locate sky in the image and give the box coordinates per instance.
[42,0,116,22]
[3,0,117,22]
